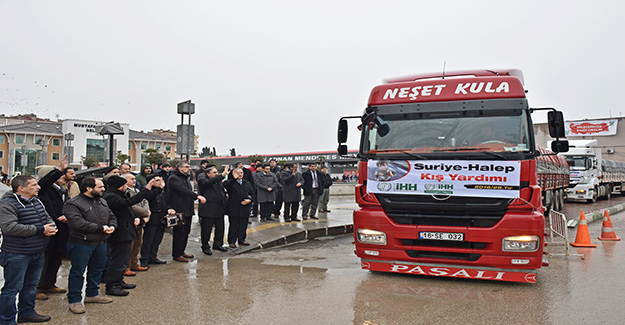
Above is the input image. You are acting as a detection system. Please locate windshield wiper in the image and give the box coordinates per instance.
[365,150,428,160]
[401,152,428,160]
[432,148,507,159]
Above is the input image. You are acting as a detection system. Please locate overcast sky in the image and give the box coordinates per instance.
[1,1,624,156]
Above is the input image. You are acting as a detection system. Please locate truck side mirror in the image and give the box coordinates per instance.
[338,119,348,143]
[550,140,569,153]
[548,111,566,138]
[338,144,348,155]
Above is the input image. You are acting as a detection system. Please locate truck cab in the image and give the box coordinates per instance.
[338,69,568,283]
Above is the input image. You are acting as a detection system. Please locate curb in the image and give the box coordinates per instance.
[567,202,625,228]
[232,224,354,255]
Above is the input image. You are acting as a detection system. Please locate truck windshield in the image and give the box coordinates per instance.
[565,156,588,170]
[362,108,531,156]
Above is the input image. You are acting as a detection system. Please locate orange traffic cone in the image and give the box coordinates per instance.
[598,210,621,241]
[570,212,597,247]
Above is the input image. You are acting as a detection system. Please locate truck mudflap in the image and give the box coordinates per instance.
[361,259,537,283]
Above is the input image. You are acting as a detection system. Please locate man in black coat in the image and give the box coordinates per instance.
[140,174,172,267]
[197,165,230,255]
[102,175,155,296]
[280,163,303,222]
[36,158,70,297]
[301,162,325,220]
[318,166,333,213]
[224,168,254,248]
[229,161,255,216]
[167,161,206,262]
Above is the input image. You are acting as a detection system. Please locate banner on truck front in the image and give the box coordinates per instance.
[366,159,521,198]
[566,119,618,137]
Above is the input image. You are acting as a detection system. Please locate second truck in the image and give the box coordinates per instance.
[562,139,625,202]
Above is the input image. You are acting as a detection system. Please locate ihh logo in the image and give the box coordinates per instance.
[438,184,453,190]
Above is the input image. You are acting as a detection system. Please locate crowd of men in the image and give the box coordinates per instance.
[0,157,332,323]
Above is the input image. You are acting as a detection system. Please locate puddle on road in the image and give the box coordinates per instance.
[353,272,550,324]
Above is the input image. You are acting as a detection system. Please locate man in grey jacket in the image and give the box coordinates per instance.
[63,177,117,314]
[256,164,278,222]
[0,175,57,324]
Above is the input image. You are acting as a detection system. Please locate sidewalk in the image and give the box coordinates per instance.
[183,195,358,255]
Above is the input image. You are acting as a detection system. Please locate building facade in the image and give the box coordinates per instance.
[0,122,64,176]
[0,116,177,176]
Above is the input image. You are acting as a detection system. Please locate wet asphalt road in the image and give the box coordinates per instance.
[4,194,625,324]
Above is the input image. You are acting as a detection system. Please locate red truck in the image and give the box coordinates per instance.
[337,69,568,283]
[536,146,569,213]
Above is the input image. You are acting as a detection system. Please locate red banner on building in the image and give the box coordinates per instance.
[566,120,617,136]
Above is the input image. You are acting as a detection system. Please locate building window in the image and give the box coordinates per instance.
[86,139,105,162]
[128,156,131,162]
[52,138,61,146]
[140,143,146,150]
[35,137,43,145]
[52,153,60,160]
[155,144,161,150]
[128,143,132,150]
[0,136,4,144]
[0,151,3,159]
[165,145,171,151]
[15,136,24,144]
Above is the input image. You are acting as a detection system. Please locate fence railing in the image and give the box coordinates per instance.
[548,210,584,260]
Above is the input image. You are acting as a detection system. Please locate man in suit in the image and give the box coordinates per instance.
[197,165,230,255]
[301,162,325,220]
[318,166,333,213]
[167,161,206,262]
[256,164,278,222]
[224,168,255,248]
[280,163,303,222]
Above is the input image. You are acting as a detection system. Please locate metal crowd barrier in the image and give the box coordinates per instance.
[548,210,584,260]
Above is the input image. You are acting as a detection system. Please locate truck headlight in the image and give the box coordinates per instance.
[502,235,539,252]
[357,229,387,245]
[576,189,586,194]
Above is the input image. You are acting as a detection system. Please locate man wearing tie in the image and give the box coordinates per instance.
[301,163,325,220]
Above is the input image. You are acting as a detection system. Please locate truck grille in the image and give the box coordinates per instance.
[401,239,487,249]
[405,250,482,261]
[375,194,509,227]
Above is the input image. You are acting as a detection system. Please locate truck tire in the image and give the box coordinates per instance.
[600,185,611,200]
[543,190,553,215]
[552,190,560,211]
[558,189,565,211]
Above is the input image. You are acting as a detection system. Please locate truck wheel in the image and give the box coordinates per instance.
[543,190,552,215]
[553,190,561,211]
[588,190,597,203]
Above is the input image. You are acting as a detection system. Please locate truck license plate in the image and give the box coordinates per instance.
[419,232,464,241]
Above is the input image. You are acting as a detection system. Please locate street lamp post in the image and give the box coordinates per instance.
[176,100,195,162]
